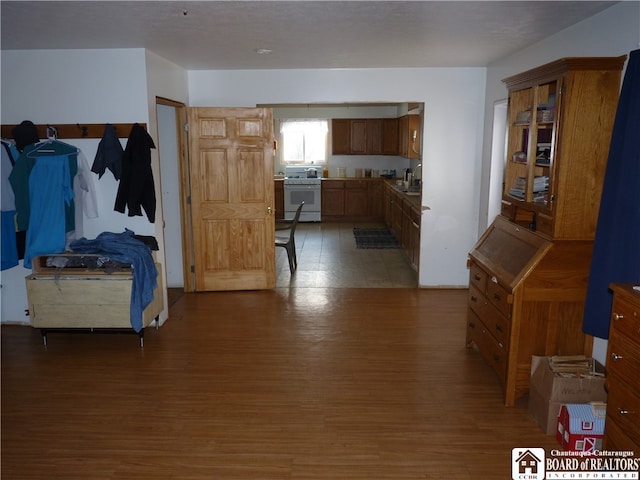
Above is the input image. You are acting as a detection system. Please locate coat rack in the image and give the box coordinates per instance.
[1,123,147,140]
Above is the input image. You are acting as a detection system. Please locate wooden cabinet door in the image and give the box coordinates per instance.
[344,180,368,216]
[350,119,367,154]
[410,207,420,269]
[383,184,392,227]
[188,107,275,291]
[331,119,350,154]
[321,181,345,217]
[366,119,383,154]
[398,116,409,157]
[382,118,399,155]
[391,192,403,240]
[368,180,383,218]
[274,181,284,220]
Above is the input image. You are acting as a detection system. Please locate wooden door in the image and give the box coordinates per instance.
[188,107,275,291]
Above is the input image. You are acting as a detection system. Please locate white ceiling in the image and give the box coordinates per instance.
[1,1,618,70]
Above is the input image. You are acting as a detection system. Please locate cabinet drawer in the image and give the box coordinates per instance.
[604,416,640,452]
[536,213,553,237]
[484,303,510,347]
[468,285,510,346]
[468,285,488,317]
[500,201,516,222]
[486,279,511,318]
[605,380,640,448]
[467,310,507,382]
[26,275,133,305]
[607,329,640,388]
[610,295,640,344]
[469,263,488,293]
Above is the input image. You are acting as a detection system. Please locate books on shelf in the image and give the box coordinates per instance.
[508,176,549,200]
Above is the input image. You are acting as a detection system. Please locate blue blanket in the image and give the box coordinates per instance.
[70,230,158,332]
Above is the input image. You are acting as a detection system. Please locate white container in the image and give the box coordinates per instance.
[337,167,346,178]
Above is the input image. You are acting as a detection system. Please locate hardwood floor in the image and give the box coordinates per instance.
[1,288,557,479]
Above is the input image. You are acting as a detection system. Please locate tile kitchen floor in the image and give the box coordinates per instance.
[276,222,418,288]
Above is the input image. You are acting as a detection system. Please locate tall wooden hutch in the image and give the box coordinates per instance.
[466,57,626,406]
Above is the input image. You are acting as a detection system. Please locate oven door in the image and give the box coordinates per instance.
[284,184,321,222]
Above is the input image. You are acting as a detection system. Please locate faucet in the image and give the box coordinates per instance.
[411,163,422,190]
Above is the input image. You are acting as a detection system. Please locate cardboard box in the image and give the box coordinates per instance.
[528,356,606,435]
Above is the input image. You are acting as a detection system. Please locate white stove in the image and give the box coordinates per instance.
[283,166,322,222]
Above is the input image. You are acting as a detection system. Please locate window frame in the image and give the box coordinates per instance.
[279,118,329,165]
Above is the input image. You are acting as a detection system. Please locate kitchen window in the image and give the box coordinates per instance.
[280,119,328,165]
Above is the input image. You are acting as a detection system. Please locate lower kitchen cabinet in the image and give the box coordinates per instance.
[321,180,345,219]
[344,180,368,217]
[274,180,284,220]
[466,216,595,406]
[383,182,420,272]
[322,179,384,222]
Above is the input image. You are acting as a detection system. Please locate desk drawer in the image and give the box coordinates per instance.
[469,263,488,293]
[467,310,507,383]
[607,329,640,388]
[486,279,511,318]
[606,379,640,448]
[468,285,510,346]
[610,295,640,344]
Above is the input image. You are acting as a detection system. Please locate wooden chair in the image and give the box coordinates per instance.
[275,202,304,273]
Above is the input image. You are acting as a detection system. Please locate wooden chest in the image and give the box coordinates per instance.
[26,256,163,345]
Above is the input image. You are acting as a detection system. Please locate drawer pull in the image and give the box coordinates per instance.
[492,354,500,362]
[613,313,625,321]
[493,293,502,301]
[611,352,623,361]
[474,274,481,281]
[617,408,636,416]
[468,322,475,329]
[496,324,503,333]
[491,276,498,284]
[470,295,478,303]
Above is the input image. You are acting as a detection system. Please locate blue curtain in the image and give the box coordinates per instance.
[583,49,640,339]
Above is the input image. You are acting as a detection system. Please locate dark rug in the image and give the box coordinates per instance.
[353,227,400,249]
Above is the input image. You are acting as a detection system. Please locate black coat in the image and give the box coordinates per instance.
[114,123,156,223]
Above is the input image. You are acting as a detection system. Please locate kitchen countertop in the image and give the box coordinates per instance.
[274,176,427,209]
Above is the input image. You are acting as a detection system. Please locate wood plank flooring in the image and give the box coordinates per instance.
[1,288,558,479]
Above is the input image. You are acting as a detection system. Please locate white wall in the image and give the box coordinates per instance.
[478,1,640,364]
[0,48,189,324]
[189,67,487,287]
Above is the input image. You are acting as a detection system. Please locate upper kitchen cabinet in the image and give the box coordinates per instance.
[501,56,626,240]
[398,114,421,159]
[331,118,400,156]
[350,119,368,154]
[382,119,399,155]
[332,119,351,154]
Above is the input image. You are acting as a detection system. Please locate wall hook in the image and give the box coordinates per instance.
[77,124,89,137]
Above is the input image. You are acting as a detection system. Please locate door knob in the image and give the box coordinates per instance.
[267,206,273,215]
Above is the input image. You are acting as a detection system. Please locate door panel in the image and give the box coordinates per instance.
[188,107,275,291]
